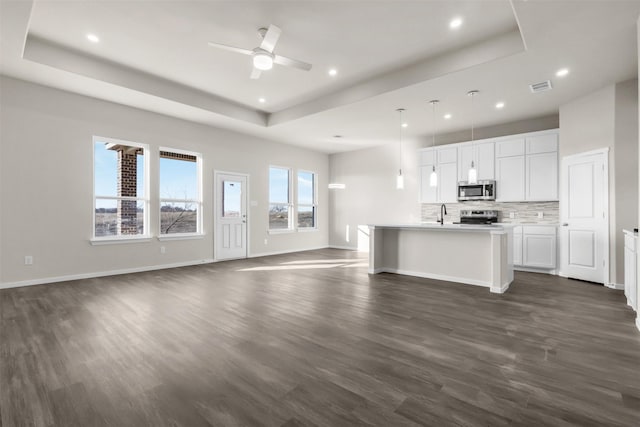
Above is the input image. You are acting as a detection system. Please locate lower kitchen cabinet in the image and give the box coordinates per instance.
[513,227,523,265]
[513,225,557,270]
[624,231,637,312]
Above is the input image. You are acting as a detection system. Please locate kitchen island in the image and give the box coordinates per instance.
[368,223,514,293]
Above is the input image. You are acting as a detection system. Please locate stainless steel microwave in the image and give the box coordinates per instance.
[457,180,496,201]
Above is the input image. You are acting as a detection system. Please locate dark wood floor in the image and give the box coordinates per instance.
[1,249,639,427]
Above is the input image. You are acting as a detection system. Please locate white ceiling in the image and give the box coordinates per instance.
[1,0,639,153]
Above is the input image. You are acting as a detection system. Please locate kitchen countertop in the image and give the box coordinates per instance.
[369,223,512,233]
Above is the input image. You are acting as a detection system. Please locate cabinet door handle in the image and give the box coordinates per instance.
[562,223,569,226]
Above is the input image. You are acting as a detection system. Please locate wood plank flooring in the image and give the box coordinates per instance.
[1,248,639,426]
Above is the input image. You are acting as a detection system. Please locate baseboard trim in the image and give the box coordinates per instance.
[636,316,640,332]
[515,266,557,275]
[491,281,511,294]
[371,267,491,288]
[0,259,215,290]
[247,246,330,259]
[604,282,624,290]
[327,245,360,251]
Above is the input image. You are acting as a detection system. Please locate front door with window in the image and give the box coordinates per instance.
[215,172,247,260]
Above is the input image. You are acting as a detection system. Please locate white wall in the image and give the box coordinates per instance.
[637,15,640,329]
[0,77,329,286]
[615,79,639,283]
[559,85,617,283]
[329,115,559,249]
[559,80,639,286]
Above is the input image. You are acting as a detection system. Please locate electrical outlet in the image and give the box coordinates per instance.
[160,246,166,254]
[509,212,515,219]
[264,238,268,245]
[24,255,33,265]
[538,211,544,219]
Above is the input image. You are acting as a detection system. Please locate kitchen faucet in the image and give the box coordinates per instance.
[439,204,447,225]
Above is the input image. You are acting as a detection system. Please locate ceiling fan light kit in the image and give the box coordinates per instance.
[208,24,312,79]
[252,50,274,70]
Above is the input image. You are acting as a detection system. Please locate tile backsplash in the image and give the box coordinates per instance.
[421,201,559,224]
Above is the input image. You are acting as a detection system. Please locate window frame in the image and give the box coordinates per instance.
[296,169,318,231]
[158,147,203,238]
[268,165,293,233]
[92,135,150,243]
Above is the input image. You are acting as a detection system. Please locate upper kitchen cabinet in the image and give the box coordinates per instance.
[458,141,495,182]
[525,133,558,201]
[495,131,558,202]
[419,146,457,203]
[495,138,526,202]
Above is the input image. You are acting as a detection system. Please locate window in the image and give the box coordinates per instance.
[159,149,202,235]
[269,166,292,230]
[93,136,149,238]
[297,171,317,229]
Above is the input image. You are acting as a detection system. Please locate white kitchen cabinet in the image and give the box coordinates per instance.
[624,231,637,311]
[522,226,557,269]
[495,138,525,158]
[495,131,558,202]
[418,147,457,203]
[419,165,437,203]
[513,226,523,266]
[526,133,558,155]
[458,141,495,182]
[496,155,525,201]
[439,162,458,203]
[526,151,558,201]
[437,146,457,165]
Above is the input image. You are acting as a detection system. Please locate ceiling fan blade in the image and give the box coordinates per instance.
[207,41,253,56]
[273,55,312,71]
[250,68,262,79]
[260,24,282,53]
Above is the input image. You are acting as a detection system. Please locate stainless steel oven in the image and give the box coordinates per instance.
[457,180,496,201]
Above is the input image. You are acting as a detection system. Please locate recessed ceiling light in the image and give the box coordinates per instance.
[495,102,505,109]
[328,68,338,76]
[258,97,266,103]
[86,34,100,43]
[450,17,463,29]
[402,123,408,128]
[556,68,569,77]
[444,114,452,119]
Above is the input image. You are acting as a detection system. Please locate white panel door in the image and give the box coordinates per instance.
[215,172,248,260]
[559,151,607,284]
[496,156,525,201]
[419,165,437,203]
[526,151,558,201]
[438,162,458,203]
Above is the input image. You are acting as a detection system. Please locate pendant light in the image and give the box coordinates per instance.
[467,90,479,184]
[428,100,439,187]
[396,108,405,189]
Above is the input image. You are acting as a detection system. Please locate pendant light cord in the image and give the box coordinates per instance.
[397,108,404,175]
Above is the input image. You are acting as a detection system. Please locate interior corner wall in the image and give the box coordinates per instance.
[559,85,616,283]
[0,76,329,287]
[328,140,422,249]
[614,79,639,284]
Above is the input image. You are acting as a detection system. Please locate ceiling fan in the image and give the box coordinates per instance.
[208,24,312,79]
